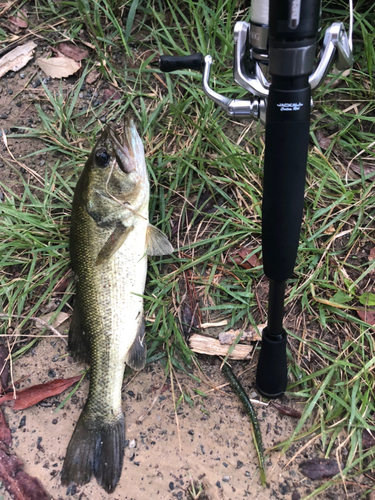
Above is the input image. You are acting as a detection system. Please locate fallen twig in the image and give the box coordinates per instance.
[189,334,253,359]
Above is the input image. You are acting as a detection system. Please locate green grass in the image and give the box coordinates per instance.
[0,0,375,497]
[0,163,72,339]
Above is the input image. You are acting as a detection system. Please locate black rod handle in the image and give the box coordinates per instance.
[262,0,319,283]
[159,53,204,73]
[262,83,311,282]
[256,327,288,399]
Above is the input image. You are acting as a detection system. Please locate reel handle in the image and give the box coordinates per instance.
[159,53,204,73]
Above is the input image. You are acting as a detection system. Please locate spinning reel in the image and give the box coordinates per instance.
[160,1,353,123]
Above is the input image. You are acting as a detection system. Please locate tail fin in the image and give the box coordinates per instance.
[61,408,125,493]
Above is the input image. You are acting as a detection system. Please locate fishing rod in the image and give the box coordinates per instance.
[159,0,353,399]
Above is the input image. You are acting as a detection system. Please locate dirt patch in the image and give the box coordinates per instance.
[2,337,321,500]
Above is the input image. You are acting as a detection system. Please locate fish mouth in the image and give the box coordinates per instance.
[107,122,136,174]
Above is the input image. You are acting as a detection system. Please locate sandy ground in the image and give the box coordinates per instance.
[1,337,317,500]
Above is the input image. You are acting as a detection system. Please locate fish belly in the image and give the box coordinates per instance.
[87,219,148,420]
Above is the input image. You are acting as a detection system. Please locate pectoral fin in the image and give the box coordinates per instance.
[146,224,174,256]
[96,225,134,265]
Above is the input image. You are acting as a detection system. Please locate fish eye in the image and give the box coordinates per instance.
[95,148,111,167]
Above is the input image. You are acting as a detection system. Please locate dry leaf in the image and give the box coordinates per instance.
[357,309,375,327]
[271,402,302,419]
[181,302,199,338]
[57,42,89,61]
[0,409,11,448]
[86,69,100,84]
[0,41,37,78]
[0,407,50,499]
[53,275,73,293]
[36,56,81,78]
[369,247,375,278]
[102,87,121,101]
[362,429,375,450]
[230,247,263,269]
[323,225,335,234]
[0,375,81,410]
[40,298,61,314]
[299,459,340,480]
[0,449,51,500]
[315,130,332,151]
[3,22,20,34]
[8,9,28,29]
[350,161,375,179]
[34,311,69,330]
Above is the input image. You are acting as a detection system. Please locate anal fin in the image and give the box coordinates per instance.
[125,317,146,370]
[68,299,90,363]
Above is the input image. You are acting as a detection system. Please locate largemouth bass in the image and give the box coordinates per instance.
[61,117,173,492]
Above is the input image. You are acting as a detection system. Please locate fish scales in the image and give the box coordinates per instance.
[74,215,147,417]
[61,117,173,493]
